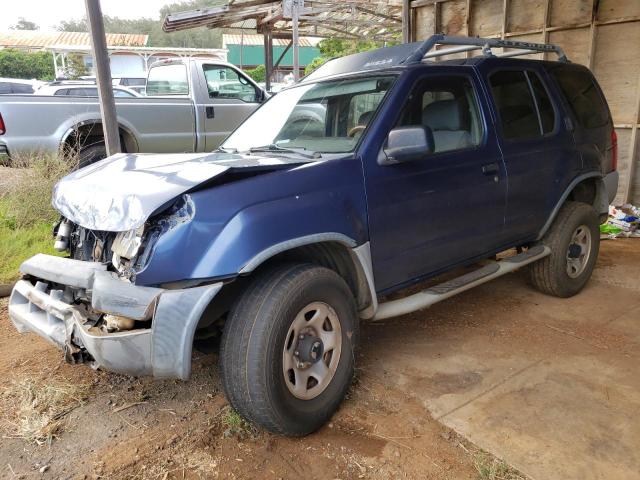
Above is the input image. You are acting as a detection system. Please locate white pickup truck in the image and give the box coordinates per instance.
[0,58,267,165]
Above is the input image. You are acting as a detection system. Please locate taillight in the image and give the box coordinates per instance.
[611,129,618,171]
[0,112,5,135]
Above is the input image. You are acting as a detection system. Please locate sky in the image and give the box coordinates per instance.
[0,0,172,31]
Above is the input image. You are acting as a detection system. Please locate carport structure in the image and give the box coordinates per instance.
[163,0,403,89]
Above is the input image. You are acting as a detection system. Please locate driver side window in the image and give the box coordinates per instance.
[202,65,258,103]
[397,76,483,154]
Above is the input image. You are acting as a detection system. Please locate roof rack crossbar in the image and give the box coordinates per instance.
[423,45,482,58]
[403,34,568,64]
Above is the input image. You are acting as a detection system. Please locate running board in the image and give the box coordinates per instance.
[372,245,551,321]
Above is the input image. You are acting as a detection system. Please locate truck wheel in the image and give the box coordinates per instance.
[78,143,107,168]
[219,263,358,436]
[529,201,599,298]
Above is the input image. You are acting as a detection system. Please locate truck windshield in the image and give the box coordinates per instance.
[221,75,396,154]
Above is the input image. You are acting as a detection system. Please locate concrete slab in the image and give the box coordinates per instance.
[360,239,640,480]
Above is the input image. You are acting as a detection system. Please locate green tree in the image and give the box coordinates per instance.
[64,53,89,79]
[10,18,39,30]
[304,57,327,76]
[57,0,226,49]
[0,49,54,80]
[246,64,266,83]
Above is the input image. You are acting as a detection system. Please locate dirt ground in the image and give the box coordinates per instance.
[1,239,638,480]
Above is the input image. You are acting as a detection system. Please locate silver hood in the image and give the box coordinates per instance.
[52,152,307,232]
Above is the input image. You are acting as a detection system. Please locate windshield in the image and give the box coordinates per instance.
[221,75,396,154]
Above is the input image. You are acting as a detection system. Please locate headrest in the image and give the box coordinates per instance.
[422,99,467,131]
[358,110,375,125]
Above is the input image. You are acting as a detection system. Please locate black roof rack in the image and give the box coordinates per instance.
[404,34,568,64]
[304,35,567,82]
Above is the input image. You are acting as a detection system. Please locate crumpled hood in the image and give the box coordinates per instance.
[53,151,307,232]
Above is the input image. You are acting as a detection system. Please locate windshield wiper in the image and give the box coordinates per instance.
[248,144,319,159]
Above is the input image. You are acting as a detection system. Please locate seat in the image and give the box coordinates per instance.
[422,100,472,152]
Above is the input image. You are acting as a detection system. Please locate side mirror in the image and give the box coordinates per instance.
[380,126,434,165]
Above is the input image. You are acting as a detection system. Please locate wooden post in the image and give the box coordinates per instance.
[84,0,121,156]
[263,27,273,91]
[292,0,300,81]
[402,0,411,43]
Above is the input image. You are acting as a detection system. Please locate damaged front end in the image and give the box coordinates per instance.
[9,194,218,379]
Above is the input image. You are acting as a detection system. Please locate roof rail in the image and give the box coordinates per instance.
[403,34,568,64]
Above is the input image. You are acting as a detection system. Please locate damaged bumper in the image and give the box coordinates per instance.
[8,254,221,380]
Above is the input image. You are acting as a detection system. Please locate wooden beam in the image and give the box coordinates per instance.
[587,0,598,69]
[541,0,550,59]
[402,0,411,42]
[354,6,402,23]
[501,0,509,39]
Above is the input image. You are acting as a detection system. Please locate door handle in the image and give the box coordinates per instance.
[481,162,499,175]
[206,106,215,119]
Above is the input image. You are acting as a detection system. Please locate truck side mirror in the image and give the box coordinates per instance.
[380,126,434,165]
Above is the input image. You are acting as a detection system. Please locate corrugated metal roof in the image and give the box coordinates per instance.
[0,30,149,49]
[223,34,318,47]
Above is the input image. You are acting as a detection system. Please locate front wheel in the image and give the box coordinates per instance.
[219,263,358,436]
[528,201,600,297]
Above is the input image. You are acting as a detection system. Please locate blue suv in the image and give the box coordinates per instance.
[9,36,618,436]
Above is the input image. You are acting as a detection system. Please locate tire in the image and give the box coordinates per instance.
[219,263,359,436]
[528,201,600,298]
[78,143,107,168]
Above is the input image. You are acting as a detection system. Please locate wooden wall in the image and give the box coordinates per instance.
[408,0,640,205]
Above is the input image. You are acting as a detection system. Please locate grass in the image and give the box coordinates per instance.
[221,408,257,438]
[0,376,90,445]
[0,199,62,284]
[0,154,74,284]
[474,452,526,480]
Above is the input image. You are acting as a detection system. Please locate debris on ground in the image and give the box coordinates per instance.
[600,204,640,239]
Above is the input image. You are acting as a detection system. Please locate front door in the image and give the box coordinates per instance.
[364,71,507,293]
[198,64,263,151]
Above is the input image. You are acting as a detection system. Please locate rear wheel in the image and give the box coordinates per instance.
[528,201,599,297]
[219,263,358,436]
[78,142,107,168]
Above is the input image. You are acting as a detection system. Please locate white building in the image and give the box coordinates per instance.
[0,30,227,79]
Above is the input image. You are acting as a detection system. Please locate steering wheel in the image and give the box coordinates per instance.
[347,125,366,137]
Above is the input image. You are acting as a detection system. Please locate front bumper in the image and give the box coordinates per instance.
[9,254,221,379]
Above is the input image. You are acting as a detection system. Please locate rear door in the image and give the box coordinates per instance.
[194,63,262,151]
[477,62,579,242]
[363,70,508,292]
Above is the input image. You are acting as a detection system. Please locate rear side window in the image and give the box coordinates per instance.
[490,70,557,140]
[551,66,609,129]
[528,74,555,134]
[0,82,11,94]
[146,64,189,96]
[12,83,34,94]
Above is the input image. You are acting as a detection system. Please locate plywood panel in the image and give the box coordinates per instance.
[469,0,503,37]
[593,22,640,124]
[548,27,590,65]
[508,0,545,32]
[598,0,640,22]
[441,0,468,35]
[549,0,592,27]
[613,127,632,205]
[415,5,436,41]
